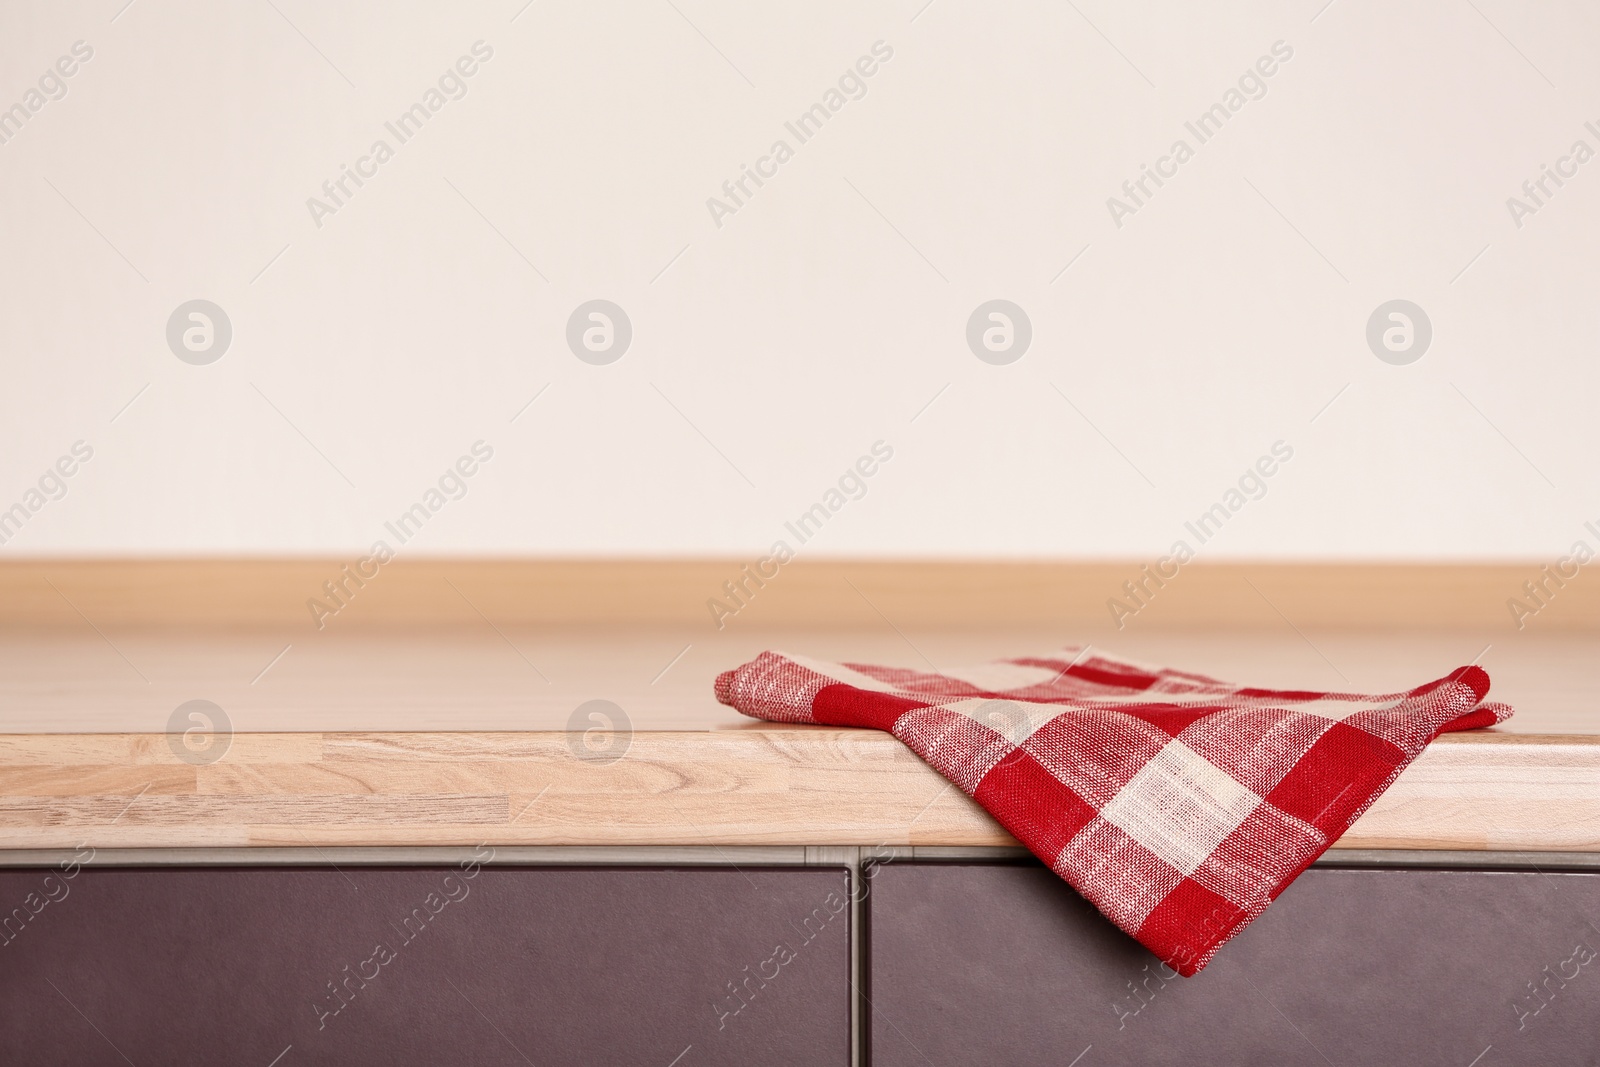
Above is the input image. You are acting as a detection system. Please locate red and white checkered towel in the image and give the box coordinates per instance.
[714,646,1512,975]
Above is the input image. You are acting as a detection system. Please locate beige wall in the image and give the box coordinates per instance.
[0,0,1593,558]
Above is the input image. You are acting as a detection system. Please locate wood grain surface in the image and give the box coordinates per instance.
[0,621,1594,852]
[0,728,1593,851]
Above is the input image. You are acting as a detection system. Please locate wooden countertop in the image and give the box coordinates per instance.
[1,625,1596,852]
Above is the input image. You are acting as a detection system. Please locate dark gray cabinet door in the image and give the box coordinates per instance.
[866,861,1600,1066]
[0,864,851,1066]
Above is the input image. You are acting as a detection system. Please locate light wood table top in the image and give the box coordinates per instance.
[0,625,1595,852]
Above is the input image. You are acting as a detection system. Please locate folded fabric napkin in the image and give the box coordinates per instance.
[714,645,1511,975]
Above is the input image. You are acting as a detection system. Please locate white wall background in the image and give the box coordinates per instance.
[1,0,1594,559]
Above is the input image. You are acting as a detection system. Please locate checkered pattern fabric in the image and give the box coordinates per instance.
[714,646,1512,975]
